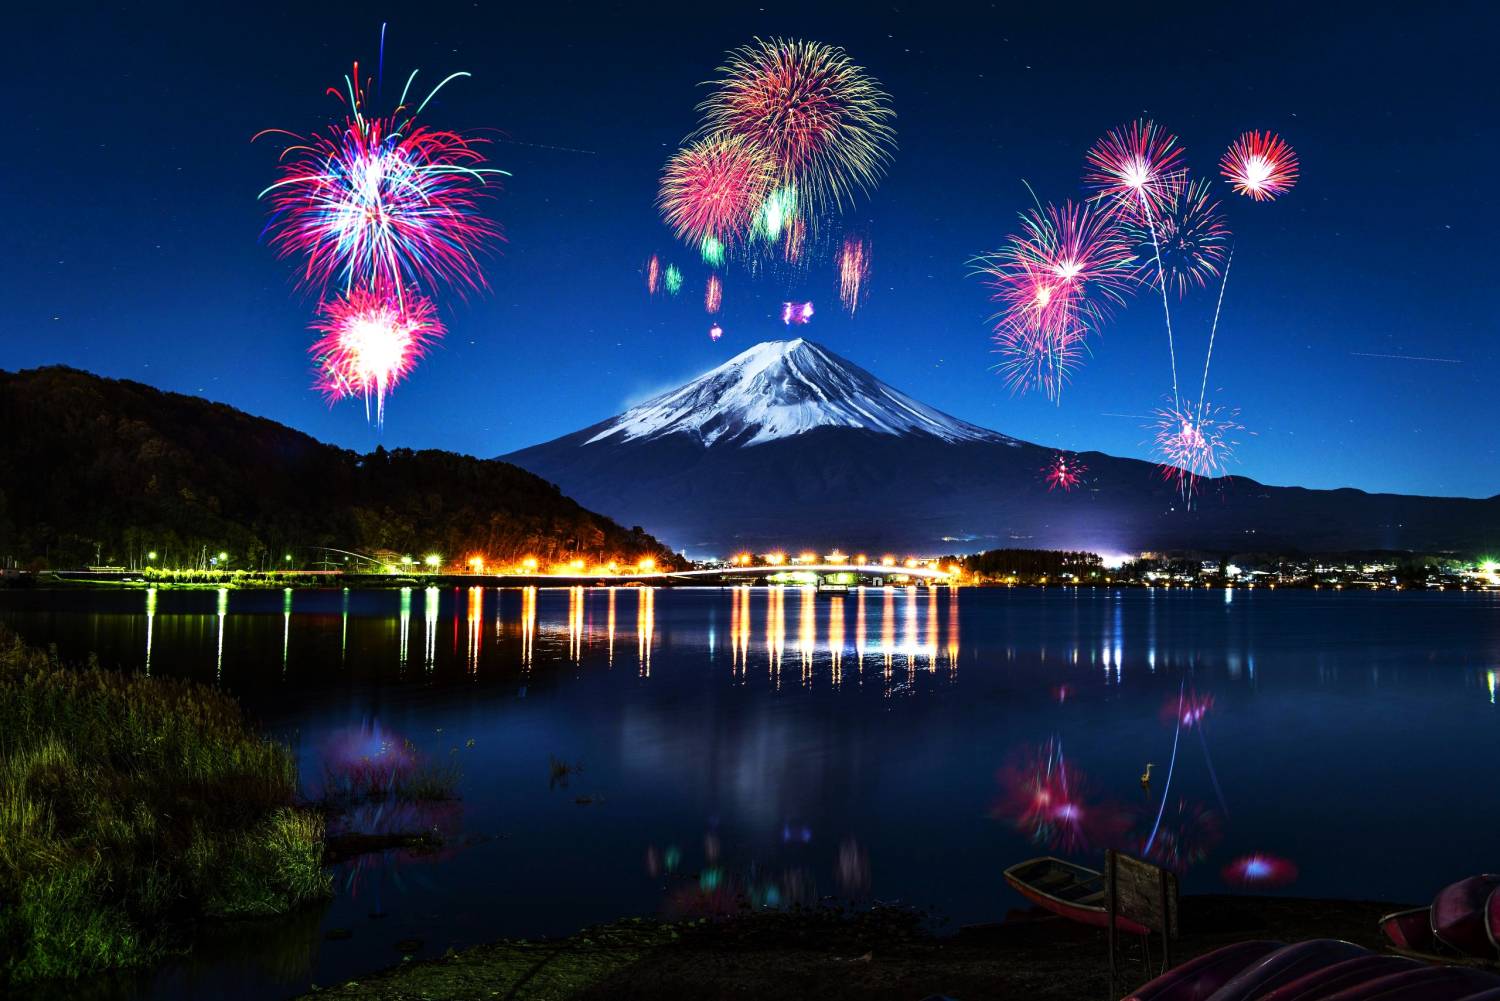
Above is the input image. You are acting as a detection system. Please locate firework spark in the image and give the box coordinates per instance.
[781,301,814,325]
[700,236,727,267]
[1043,452,1087,491]
[698,37,896,220]
[663,263,683,296]
[705,274,723,313]
[1150,400,1241,495]
[838,236,870,315]
[1082,119,1186,219]
[1221,131,1299,201]
[646,254,661,295]
[257,63,505,296]
[1123,176,1229,296]
[992,322,1087,400]
[709,323,724,341]
[657,134,774,250]
[310,283,443,426]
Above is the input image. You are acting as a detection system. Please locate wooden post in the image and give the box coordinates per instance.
[1104,849,1179,999]
[1106,850,1119,1000]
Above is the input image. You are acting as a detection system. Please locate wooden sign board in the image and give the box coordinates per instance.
[1105,850,1179,998]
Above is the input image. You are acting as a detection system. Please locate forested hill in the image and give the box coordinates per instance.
[0,366,679,571]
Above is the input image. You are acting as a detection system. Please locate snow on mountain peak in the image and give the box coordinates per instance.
[585,338,1009,448]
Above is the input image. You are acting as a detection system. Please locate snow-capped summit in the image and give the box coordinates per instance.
[585,338,1006,448]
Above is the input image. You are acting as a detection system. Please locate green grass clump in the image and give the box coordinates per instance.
[0,628,331,988]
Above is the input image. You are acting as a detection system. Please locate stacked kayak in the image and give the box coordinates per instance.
[1123,939,1500,1001]
[1380,874,1500,962]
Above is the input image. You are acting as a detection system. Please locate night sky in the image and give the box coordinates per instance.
[5,2,1496,497]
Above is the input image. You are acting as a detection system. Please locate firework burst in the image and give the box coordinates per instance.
[1221,131,1299,201]
[698,37,896,220]
[310,283,443,426]
[657,134,775,250]
[1083,119,1186,219]
[645,254,661,295]
[705,274,723,313]
[663,263,684,296]
[1043,452,1087,491]
[257,64,506,296]
[1149,400,1242,495]
[838,236,870,315]
[1123,176,1230,296]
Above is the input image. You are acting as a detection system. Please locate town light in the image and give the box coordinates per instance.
[855,554,867,565]
[147,551,157,561]
[639,557,656,572]
[522,556,538,570]
[765,552,785,566]
[469,556,484,573]
[284,554,293,562]
[881,556,896,567]
[826,550,847,563]
[218,552,228,561]
[570,559,585,570]
[904,558,918,569]
[425,554,442,568]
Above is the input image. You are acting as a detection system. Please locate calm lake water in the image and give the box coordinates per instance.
[4,584,1499,1000]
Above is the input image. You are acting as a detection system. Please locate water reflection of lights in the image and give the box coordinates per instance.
[144,587,157,676]
[881,586,895,676]
[766,585,785,684]
[520,586,536,669]
[947,586,960,676]
[637,586,655,676]
[1489,670,1497,704]
[568,586,584,663]
[423,586,439,672]
[284,588,294,676]
[466,586,483,673]
[215,587,228,680]
[730,585,751,678]
[398,587,410,668]
[828,595,844,686]
[855,586,867,659]
[607,588,617,667]
[799,586,816,684]
[340,587,349,664]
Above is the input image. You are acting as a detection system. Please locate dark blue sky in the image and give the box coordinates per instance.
[5,2,1496,497]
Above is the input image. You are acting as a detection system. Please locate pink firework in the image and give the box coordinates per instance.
[705,274,723,313]
[1144,800,1222,874]
[310,283,443,426]
[1222,853,1299,888]
[1122,176,1230,296]
[1160,690,1214,729]
[257,64,505,295]
[992,321,1087,400]
[1083,119,1186,220]
[646,254,661,295]
[994,740,1129,854]
[657,134,774,250]
[709,323,724,341]
[1221,131,1299,202]
[1043,452,1087,491]
[838,236,870,315]
[781,301,814,325]
[1150,400,1241,495]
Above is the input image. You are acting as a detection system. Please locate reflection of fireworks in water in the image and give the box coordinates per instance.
[781,301,814,325]
[698,37,896,220]
[1122,176,1229,297]
[1043,452,1087,491]
[1221,131,1299,202]
[1150,400,1241,496]
[657,134,774,250]
[835,837,871,895]
[256,63,505,295]
[1222,853,1299,888]
[1160,690,1214,728]
[705,274,723,313]
[310,284,444,426]
[838,236,870,315]
[709,323,723,342]
[995,739,1129,854]
[1143,799,1222,874]
[645,255,660,295]
[663,264,683,296]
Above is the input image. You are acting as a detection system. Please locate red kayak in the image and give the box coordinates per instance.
[1258,955,1422,1001]
[1123,940,1283,1001]
[1433,875,1500,959]
[1003,856,1149,934]
[1204,940,1371,1001]
[1316,966,1500,1000]
[1379,907,1440,954]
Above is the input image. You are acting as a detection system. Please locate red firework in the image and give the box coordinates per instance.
[1150,400,1241,495]
[705,274,723,313]
[1043,452,1087,491]
[310,283,443,425]
[1083,119,1186,220]
[1222,853,1299,888]
[838,236,870,315]
[257,64,504,295]
[657,134,774,249]
[1221,131,1299,202]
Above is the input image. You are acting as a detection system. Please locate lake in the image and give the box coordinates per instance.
[3,584,1498,999]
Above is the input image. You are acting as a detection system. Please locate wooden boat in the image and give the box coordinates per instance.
[1308,966,1500,1000]
[1258,955,1420,1001]
[1124,940,1283,1001]
[1380,907,1439,954]
[1003,856,1148,933]
[1206,940,1372,1001]
[1434,876,1500,959]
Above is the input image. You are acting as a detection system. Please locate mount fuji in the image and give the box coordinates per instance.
[505,339,1499,557]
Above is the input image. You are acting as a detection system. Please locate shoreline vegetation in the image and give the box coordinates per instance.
[0,626,331,989]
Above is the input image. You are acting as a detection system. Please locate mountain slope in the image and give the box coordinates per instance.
[505,339,1500,556]
[0,367,678,570]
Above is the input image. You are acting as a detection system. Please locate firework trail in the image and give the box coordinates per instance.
[697,37,896,222]
[663,263,683,296]
[1042,452,1086,491]
[657,134,774,251]
[257,63,506,298]
[838,236,870,315]
[1122,176,1229,297]
[645,254,661,295]
[1084,120,1186,406]
[1221,131,1299,201]
[705,274,723,313]
[310,283,443,426]
[1197,245,1234,412]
